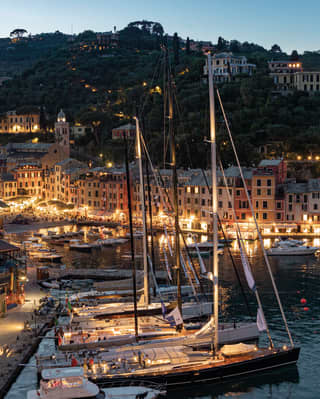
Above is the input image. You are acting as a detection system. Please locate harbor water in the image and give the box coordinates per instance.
[5,225,320,398]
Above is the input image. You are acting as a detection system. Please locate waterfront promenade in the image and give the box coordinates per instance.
[0,267,44,346]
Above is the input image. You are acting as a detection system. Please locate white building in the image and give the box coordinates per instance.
[71,124,93,138]
[204,52,256,82]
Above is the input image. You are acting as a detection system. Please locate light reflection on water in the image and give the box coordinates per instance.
[6,226,320,398]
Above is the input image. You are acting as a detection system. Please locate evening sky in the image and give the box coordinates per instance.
[1,0,318,53]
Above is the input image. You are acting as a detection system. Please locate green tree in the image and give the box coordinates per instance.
[10,28,27,39]
[230,40,240,53]
[271,44,282,53]
[290,50,299,61]
[186,37,190,55]
[77,30,96,42]
[217,36,228,51]
[173,32,180,65]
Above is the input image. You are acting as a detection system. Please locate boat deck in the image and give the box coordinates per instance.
[37,344,275,376]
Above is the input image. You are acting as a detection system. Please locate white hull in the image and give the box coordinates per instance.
[28,386,162,399]
[103,386,163,399]
[267,247,319,256]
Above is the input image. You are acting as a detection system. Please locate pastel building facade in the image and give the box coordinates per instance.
[268,60,320,94]
[0,111,40,133]
[204,52,256,82]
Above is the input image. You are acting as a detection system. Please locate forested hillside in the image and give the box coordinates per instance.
[1,22,320,168]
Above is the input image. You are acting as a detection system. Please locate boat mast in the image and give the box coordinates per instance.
[123,132,138,338]
[145,155,157,297]
[167,51,182,320]
[207,53,219,354]
[135,117,149,305]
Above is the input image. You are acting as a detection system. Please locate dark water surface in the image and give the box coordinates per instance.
[8,226,320,398]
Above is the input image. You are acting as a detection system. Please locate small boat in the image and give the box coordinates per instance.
[22,240,42,248]
[102,229,113,236]
[27,237,40,242]
[50,239,67,246]
[69,240,95,252]
[189,250,211,258]
[125,231,144,238]
[29,249,56,257]
[267,240,319,256]
[34,232,43,237]
[187,241,224,251]
[34,253,63,262]
[219,238,233,245]
[28,367,164,399]
[87,228,101,239]
[40,281,60,289]
[96,238,128,246]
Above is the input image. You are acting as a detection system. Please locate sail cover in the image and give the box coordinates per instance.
[256,307,267,332]
[238,236,256,292]
[166,306,183,326]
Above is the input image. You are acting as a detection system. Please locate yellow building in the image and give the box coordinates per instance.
[0,111,40,133]
[294,72,320,93]
[0,173,17,199]
[268,60,320,94]
[252,172,276,224]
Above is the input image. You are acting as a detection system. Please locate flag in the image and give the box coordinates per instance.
[257,307,267,332]
[238,236,256,292]
[166,306,183,327]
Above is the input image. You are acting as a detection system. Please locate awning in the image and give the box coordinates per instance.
[272,224,297,229]
[0,240,19,253]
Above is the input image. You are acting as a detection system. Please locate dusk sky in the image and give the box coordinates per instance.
[1,0,319,53]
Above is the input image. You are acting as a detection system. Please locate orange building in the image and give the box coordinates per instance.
[13,163,43,198]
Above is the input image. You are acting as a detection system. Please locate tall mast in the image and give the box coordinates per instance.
[167,51,182,319]
[135,117,149,305]
[145,156,157,297]
[207,53,219,354]
[123,133,138,338]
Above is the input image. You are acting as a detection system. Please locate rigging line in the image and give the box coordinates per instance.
[163,89,170,169]
[200,167,252,318]
[155,169,205,294]
[140,129,173,215]
[180,253,198,299]
[138,50,163,116]
[140,130,205,292]
[163,46,171,169]
[144,146,157,297]
[216,88,294,347]
[217,160,274,347]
